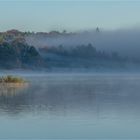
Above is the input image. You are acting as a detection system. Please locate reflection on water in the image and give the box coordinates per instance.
[0,83,29,115]
[0,73,140,139]
[0,83,28,97]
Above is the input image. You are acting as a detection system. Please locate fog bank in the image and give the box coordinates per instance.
[26,28,140,58]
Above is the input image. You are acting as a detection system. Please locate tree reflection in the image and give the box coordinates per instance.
[0,83,28,97]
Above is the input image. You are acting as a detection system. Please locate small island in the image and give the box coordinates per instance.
[0,75,28,96]
[0,75,26,84]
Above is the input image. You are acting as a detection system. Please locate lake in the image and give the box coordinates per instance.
[0,73,140,139]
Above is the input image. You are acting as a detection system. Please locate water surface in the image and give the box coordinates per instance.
[0,73,140,139]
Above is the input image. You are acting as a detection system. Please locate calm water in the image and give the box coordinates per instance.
[0,73,140,139]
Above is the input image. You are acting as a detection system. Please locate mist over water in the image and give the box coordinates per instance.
[0,73,140,139]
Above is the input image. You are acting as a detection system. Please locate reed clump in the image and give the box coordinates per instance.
[0,75,26,83]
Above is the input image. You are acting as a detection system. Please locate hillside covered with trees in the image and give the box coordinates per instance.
[0,29,139,71]
[0,30,45,69]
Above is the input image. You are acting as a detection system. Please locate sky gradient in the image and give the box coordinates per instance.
[0,0,140,32]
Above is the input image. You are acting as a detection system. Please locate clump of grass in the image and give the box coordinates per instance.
[0,75,26,83]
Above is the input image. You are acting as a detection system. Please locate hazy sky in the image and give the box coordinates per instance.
[0,0,140,32]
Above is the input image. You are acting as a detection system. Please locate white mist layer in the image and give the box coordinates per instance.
[25,28,140,58]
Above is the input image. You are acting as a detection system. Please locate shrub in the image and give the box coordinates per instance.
[0,75,25,83]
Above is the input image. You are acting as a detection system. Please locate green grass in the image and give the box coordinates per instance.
[0,75,26,83]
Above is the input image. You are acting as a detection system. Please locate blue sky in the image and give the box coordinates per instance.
[0,0,140,32]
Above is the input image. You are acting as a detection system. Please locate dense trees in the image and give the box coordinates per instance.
[0,41,44,69]
[39,43,128,69]
[39,43,120,60]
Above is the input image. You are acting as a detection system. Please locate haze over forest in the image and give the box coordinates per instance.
[0,28,139,71]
